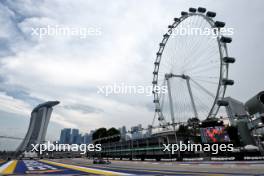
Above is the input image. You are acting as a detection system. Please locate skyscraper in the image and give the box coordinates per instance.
[131,124,143,139]
[17,101,60,152]
[70,129,80,144]
[83,132,93,144]
[119,126,127,141]
[59,128,71,144]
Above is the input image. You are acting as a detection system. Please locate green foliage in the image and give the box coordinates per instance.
[92,128,107,141]
[187,117,200,127]
[92,127,120,144]
[107,127,120,136]
[177,125,191,136]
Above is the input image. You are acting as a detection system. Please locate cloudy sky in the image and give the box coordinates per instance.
[0,0,263,150]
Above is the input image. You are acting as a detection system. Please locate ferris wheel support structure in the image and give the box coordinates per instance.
[152,7,236,128]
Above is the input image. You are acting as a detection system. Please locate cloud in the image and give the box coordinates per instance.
[0,91,31,116]
[64,104,103,114]
[0,0,263,144]
[0,0,159,127]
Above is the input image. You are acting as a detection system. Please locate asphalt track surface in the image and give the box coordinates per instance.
[0,158,264,175]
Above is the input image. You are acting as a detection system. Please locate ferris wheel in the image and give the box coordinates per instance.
[152,7,235,127]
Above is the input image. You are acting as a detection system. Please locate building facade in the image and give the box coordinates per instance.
[70,129,80,144]
[59,128,71,144]
[17,101,60,152]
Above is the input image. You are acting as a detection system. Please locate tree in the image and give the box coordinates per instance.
[92,128,107,141]
[107,128,120,142]
[187,117,200,127]
[92,127,120,144]
[187,117,201,140]
[177,125,191,136]
[107,128,120,136]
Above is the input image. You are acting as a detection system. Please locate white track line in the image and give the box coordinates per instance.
[0,161,13,173]
[41,160,132,175]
